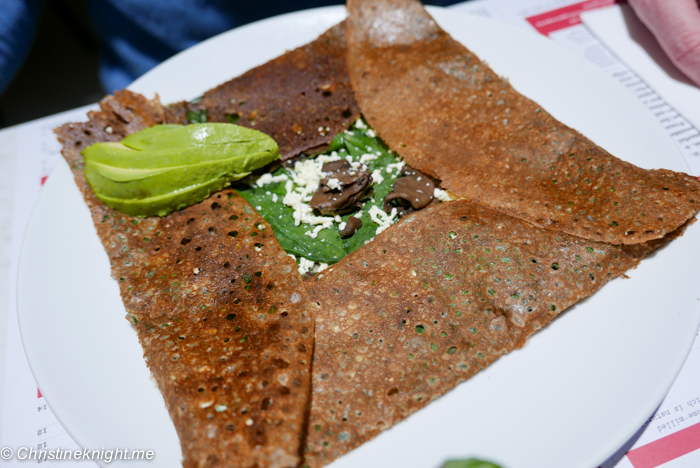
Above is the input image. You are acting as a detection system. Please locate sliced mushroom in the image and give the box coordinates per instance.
[340,216,363,238]
[384,166,439,216]
[310,160,373,214]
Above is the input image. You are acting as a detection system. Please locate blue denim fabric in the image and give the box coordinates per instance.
[0,0,43,94]
[0,0,462,95]
[88,0,345,92]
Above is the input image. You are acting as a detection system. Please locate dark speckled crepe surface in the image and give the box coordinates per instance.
[188,23,360,161]
[55,90,318,468]
[54,22,358,468]
[54,2,699,467]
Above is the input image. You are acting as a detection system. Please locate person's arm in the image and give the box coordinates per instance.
[628,0,700,86]
[0,0,44,96]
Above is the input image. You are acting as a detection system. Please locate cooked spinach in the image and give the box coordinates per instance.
[187,109,208,123]
[237,122,400,264]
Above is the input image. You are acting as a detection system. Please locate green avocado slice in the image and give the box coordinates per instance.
[82,123,278,217]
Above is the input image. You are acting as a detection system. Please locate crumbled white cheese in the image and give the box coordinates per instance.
[385,161,405,174]
[360,153,378,164]
[289,156,334,191]
[296,258,329,276]
[256,173,289,187]
[252,122,407,253]
[298,257,315,275]
[304,223,331,239]
[367,129,376,138]
[433,188,452,202]
[327,178,341,190]
[284,188,335,227]
[368,205,397,235]
[281,154,344,233]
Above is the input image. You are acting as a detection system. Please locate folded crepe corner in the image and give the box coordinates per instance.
[300,0,700,465]
[302,199,686,466]
[54,20,359,466]
[345,0,700,246]
[195,22,359,161]
[129,195,317,468]
[56,90,318,467]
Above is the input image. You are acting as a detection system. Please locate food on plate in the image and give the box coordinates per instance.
[52,0,700,466]
[130,193,316,468]
[384,166,440,216]
[189,22,360,160]
[54,20,360,465]
[83,123,279,216]
[56,91,317,467]
[303,199,676,466]
[345,0,700,245]
[238,118,443,270]
[309,159,373,214]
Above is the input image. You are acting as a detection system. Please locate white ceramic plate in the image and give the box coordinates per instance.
[17,6,700,468]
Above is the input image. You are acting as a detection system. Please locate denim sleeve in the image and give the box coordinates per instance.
[86,0,347,93]
[0,0,44,95]
[1,0,465,96]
